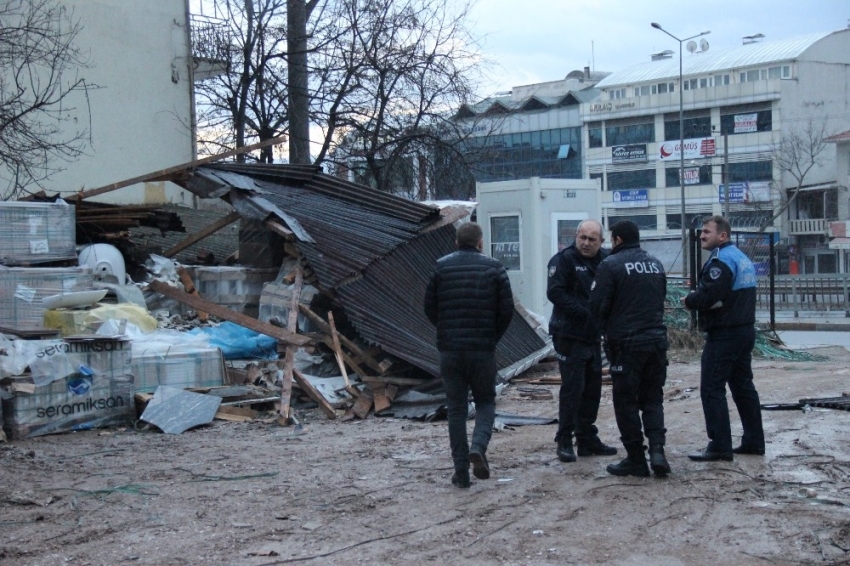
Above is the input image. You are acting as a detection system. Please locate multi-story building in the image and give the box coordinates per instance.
[456,68,608,184]
[585,28,850,274]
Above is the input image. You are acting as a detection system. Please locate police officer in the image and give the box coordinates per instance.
[590,220,670,477]
[684,215,765,461]
[547,219,617,463]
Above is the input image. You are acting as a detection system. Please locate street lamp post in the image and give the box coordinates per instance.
[651,23,710,279]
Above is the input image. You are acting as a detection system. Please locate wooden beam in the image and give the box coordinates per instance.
[292,368,336,419]
[328,312,361,398]
[163,211,241,258]
[298,305,383,374]
[176,267,208,323]
[265,220,294,238]
[75,135,287,201]
[147,280,310,347]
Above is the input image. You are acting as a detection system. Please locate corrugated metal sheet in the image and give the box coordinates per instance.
[184,164,549,379]
[336,225,548,377]
[596,31,832,88]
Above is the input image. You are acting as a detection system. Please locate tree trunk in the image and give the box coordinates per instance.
[287,0,310,164]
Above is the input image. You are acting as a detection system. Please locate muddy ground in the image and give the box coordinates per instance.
[1,346,849,565]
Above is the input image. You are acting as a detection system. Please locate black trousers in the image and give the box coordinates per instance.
[700,325,764,453]
[440,351,497,473]
[554,337,602,444]
[608,343,667,450]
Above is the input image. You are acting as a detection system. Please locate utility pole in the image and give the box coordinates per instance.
[723,132,730,217]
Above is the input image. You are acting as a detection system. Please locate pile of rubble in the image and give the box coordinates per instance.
[0,155,552,440]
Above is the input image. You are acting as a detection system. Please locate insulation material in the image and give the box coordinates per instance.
[0,267,94,330]
[1,337,133,439]
[186,266,277,318]
[0,201,77,265]
[131,343,226,393]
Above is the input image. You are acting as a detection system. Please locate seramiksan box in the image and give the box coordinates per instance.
[1,337,133,439]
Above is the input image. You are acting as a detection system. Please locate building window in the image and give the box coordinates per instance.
[590,172,604,191]
[605,122,654,146]
[665,116,712,141]
[607,169,656,191]
[666,212,707,230]
[714,74,730,86]
[588,126,603,148]
[657,82,669,94]
[490,215,521,270]
[782,65,791,78]
[726,160,773,183]
[700,78,708,88]
[720,109,772,135]
[665,164,712,187]
[609,214,657,230]
[611,88,627,99]
[767,66,782,79]
[739,69,760,83]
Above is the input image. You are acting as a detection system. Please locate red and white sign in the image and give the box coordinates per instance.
[658,137,717,161]
[734,113,758,133]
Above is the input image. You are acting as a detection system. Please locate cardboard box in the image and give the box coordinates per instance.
[1,337,133,439]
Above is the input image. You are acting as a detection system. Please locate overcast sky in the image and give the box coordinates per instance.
[469,0,849,97]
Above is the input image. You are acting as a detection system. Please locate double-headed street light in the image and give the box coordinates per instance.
[651,23,710,279]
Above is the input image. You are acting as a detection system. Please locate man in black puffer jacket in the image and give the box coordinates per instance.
[590,220,670,478]
[424,222,514,488]
[547,220,617,463]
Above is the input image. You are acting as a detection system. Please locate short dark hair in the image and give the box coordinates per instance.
[703,215,731,237]
[610,220,640,245]
[456,222,483,248]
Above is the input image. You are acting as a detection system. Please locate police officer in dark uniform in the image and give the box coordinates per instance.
[684,215,765,461]
[590,220,670,477]
[547,219,617,463]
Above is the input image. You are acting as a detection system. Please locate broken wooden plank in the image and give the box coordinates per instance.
[215,406,258,422]
[372,386,391,414]
[292,368,337,419]
[164,211,241,258]
[298,305,383,374]
[147,280,310,347]
[350,389,373,419]
[75,135,287,201]
[360,375,428,387]
[279,265,303,421]
[176,267,209,322]
[319,335,367,379]
[327,312,361,399]
[265,220,294,238]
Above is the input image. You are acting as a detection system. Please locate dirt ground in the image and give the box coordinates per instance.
[1,346,849,566]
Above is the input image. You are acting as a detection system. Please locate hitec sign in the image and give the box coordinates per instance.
[611,144,647,164]
[658,137,716,161]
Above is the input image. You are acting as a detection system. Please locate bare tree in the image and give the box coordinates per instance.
[0,0,89,200]
[315,0,483,193]
[194,0,291,163]
[193,0,486,193]
[760,120,832,231]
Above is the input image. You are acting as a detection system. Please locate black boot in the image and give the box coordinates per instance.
[606,445,649,477]
[649,445,671,476]
[556,438,576,463]
[576,437,618,457]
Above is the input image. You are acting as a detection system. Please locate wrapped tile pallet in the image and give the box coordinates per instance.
[1,337,134,439]
[186,266,277,318]
[0,201,77,266]
[132,342,227,393]
[0,267,94,331]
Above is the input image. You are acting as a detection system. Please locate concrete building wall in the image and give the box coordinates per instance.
[41,0,195,205]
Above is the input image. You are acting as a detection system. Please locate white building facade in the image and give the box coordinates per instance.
[39,0,197,205]
[585,29,850,275]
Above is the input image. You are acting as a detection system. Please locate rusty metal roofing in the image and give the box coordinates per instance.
[336,224,549,378]
[181,163,550,379]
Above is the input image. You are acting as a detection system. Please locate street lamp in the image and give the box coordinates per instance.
[651,23,710,279]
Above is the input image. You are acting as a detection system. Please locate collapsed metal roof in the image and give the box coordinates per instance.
[179,163,551,379]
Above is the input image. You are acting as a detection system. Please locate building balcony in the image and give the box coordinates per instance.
[190,14,230,82]
[789,218,829,235]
